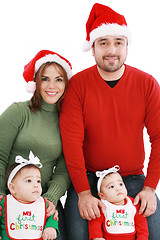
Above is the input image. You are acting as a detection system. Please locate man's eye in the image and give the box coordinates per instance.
[101,42,107,46]
[116,42,122,45]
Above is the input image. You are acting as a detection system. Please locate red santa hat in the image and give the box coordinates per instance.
[83,3,130,52]
[23,50,73,93]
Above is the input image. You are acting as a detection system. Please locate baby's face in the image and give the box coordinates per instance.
[99,173,127,205]
[11,167,42,203]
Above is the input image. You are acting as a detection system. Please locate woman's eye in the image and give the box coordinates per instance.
[42,77,48,81]
[56,78,63,82]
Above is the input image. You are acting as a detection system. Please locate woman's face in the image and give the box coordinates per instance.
[40,64,65,104]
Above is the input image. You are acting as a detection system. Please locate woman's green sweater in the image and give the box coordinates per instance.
[0,100,70,206]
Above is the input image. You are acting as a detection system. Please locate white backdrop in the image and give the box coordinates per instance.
[0,0,160,197]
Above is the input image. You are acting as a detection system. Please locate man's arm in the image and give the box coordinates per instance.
[60,76,105,220]
[137,76,160,216]
[60,76,90,193]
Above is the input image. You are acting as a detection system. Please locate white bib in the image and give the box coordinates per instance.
[6,195,46,239]
[102,196,136,234]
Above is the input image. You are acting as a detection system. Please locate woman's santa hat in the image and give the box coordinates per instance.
[83,3,130,52]
[23,50,73,93]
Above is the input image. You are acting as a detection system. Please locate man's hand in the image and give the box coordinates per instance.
[134,186,157,217]
[78,190,106,221]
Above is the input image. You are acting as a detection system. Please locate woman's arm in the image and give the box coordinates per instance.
[0,103,23,195]
[43,154,70,206]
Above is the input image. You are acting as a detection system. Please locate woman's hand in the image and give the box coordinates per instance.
[42,227,57,240]
[45,198,58,219]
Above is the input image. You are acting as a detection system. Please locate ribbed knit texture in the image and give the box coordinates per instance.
[0,99,70,206]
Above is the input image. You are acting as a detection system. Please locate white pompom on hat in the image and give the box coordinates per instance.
[83,3,130,51]
[23,50,73,93]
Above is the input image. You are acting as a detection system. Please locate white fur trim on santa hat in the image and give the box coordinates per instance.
[26,81,36,93]
[82,40,91,52]
[83,23,131,52]
[35,54,72,80]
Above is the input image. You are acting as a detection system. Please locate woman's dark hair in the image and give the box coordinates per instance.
[30,62,69,113]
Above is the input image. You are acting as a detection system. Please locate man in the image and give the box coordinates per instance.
[60,3,160,239]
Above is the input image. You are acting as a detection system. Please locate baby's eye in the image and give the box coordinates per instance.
[37,180,41,184]
[109,185,114,189]
[26,179,32,183]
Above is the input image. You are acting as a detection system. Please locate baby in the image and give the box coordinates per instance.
[0,151,59,240]
[89,165,149,240]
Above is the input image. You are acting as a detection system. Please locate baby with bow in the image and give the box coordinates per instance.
[89,166,149,240]
[0,151,59,240]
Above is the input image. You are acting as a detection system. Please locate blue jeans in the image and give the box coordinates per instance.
[56,200,67,240]
[64,172,160,240]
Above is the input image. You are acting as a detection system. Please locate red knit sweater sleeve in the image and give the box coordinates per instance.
[144,76,160,189]
[60,73,90,193]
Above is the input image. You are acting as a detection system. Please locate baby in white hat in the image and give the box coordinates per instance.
[89,165,149,240]
[0,151,59,240]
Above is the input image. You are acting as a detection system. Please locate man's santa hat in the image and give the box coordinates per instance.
[23,50,72,93]
[83,3,130,52]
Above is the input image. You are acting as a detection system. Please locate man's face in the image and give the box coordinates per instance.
[92,35,128,73]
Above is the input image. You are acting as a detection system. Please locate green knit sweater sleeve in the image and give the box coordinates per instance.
[0,103,23,195]
[43,154,70,206]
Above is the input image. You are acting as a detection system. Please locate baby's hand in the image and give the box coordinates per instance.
[42,227,57,240]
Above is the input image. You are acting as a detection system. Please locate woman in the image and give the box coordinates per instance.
[0,50,72,239]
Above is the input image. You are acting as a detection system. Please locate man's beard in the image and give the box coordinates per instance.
[96,55,125,73]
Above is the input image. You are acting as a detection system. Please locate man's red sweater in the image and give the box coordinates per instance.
[60,65,160,193]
